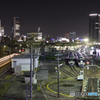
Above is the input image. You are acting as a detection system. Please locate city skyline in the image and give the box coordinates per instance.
[0,0,100,38]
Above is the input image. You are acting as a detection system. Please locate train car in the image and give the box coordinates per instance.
[77,52,85,68]
[67,52,76,66]
[77,70,84,80]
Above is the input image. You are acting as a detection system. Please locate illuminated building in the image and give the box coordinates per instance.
[89,13,100,41]
[0,20,1,36]
[45,35,52,42]
[21,35,27,41]
[38,32,42,40]
[65,33,70,39]
[1,27,4,36]
[70,32,76,40]
[13,17,20,40]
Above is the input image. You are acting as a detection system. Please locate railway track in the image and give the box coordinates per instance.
[0,62,15,100]
[60,66,77,78]
[69,66,78,76]
[87,78,98,92]
[0,70,15,99]
[47,79,82,98]
[72,66,79,74]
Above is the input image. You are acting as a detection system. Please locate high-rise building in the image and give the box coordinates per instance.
[45,34,52,42]
[21,35,27,41]
[13,17,20,40]
[37,27,42,40]
[70,32,76,40]
[65,33,70,39]
[1,27,4,36]
[0,20,1,36]
[89,14,100,41]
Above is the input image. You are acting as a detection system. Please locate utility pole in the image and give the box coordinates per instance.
[55,51,63,98]
[11,22,14,54]
[57,52,60,97]
[33,48,35,76]
[30,45,33,100]
[27,32,40,100]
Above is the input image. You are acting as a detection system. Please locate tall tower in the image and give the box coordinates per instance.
[13,17,20,40]
[38,27,42,40]
[0,20,1,36]
[89,14,100,42]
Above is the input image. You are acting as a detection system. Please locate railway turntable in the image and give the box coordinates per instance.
[82,64,100,99]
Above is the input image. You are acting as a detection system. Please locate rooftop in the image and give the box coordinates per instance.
[12,54,39,59]
[12,54,31,58]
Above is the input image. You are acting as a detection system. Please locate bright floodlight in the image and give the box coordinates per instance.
[4,45,6,48]
[84,38,89,42]
[76,37,79,39]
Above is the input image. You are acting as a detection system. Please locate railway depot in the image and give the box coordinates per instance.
[1,46,100,100]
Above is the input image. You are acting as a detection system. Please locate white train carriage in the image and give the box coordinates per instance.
[77,71,84,80]
[77,52,85,68]
[68,52,75,66]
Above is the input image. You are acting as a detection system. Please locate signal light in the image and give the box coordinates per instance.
[87,62,89,64]
[21,48,25,52]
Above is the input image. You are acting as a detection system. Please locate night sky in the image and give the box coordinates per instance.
[0,0,100,38]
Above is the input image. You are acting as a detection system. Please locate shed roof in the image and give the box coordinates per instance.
[12,54,31,59]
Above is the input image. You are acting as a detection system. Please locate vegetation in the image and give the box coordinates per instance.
[46,56,56,60]
[37,86,42,92]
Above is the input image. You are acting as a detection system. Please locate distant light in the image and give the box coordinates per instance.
[81,60,83,62]
[51,38,54,41]
[4,45,6,48]
[89,14,98,16]
[17,39,23,42]
[76,38,79,39]
[79,39,83,41]
[87,62,89,64]
[23,35,26,37]
[95,22,99,24]
[4,35,6,37]
[15,17,19,18]
[61,38,67,40]
[83,38,89,42]
[91,47,94,50]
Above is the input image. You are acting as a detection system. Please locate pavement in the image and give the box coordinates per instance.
[37,65,48,80]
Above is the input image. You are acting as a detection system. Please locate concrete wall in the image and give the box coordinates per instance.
[12,58,31,68]
[14,65,21,75]
[34,58,38,68]
[12,58,39,71]
[20,64,31,71]
[24,48,30,54]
